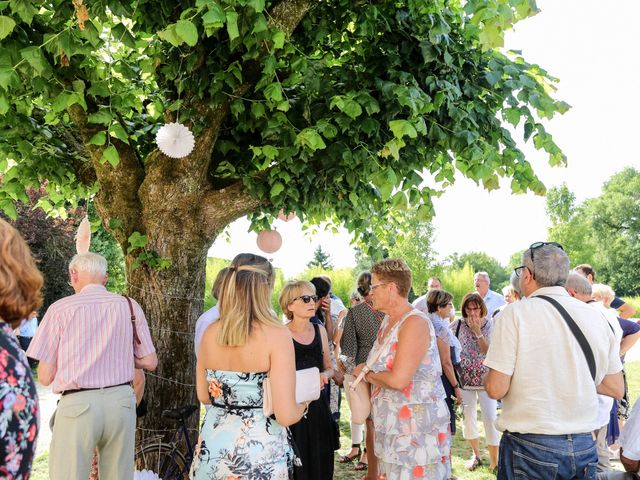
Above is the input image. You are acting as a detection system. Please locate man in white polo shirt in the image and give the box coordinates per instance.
[484,242,624,480]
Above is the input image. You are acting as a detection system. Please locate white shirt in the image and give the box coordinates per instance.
[481,289,506,319]
[194,305,220,356]
[484,286,623,435]
[620,398,640,461]
[592,301,623,427]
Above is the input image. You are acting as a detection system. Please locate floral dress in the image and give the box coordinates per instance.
[190,370,293,480]
[0,322,39,480]
[369,309,451,480]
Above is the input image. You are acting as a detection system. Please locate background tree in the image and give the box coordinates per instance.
[307,245,333,270]
[446,251,509,288]
[0,0,568,435]
[545,169,640,296]
[545,183,596,266]
[387,215,437,296]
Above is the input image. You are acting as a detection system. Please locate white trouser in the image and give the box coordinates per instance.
[460,388,501,446]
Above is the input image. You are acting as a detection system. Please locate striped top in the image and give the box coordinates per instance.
[27,284,155,394]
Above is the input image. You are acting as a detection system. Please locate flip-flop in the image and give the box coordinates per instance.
[354,461,368,471]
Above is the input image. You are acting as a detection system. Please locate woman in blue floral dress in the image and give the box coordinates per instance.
[354,258,451,480]
[190,259,307,479]
[0,219,44,480]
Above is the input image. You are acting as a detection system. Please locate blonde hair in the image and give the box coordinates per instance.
[591,283,615,307]
[69,252,108,276]
[216,263,282,346]
[371,258,412,297]
[0,219,43,327]
[279,280,316,320]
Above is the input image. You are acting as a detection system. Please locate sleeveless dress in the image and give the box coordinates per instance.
[290,323,338,480]
[190,370,293,479]
[369,309,451,480]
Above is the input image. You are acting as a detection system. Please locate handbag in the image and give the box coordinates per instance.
[263,367,321,416]
[348,310,411,425]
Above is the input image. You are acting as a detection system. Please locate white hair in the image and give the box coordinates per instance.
[69,253,108,276]
[474,271,490,284]
[591,283,615,306]
[565,273,592,296]
[522,245,569,287]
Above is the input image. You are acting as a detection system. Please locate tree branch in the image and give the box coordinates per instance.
[180,0,318,185]
[67,104,145,245]
[199,182,266,238]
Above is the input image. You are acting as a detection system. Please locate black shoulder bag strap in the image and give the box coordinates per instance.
[537,295,596,382]
[455,320,462,338]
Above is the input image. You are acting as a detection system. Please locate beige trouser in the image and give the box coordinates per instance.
[49,385,136,480]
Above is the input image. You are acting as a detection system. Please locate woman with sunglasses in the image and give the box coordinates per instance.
[279,281,337,480]
[451,292,500,472]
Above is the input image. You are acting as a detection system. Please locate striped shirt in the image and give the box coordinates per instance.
[27,284,155,394]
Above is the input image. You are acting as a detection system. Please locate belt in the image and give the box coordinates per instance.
[61,381,132,396]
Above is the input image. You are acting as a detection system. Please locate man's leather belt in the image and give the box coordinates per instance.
[61,381,131,396]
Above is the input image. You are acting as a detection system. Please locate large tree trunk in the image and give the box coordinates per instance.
[129,238,209,442]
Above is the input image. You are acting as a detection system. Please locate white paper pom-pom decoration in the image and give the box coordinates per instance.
[155,122,195,158]
[134,469,161,480]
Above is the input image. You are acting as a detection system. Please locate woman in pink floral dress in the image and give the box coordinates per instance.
[354,259,451,479]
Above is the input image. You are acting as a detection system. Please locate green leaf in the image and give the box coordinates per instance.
[0,93,9,115]
[270,182,284,197]
[389,120,418,139]
[20,46,51,76]
[176,20,198,47]
[226,11,239,41]
[264,82,282,102]
[109,123,130,144]
[127,231,148,252]
[0,66,19,90]
[202,4,226,34]
[251,102,265,118]
[87,109,113,125]
[158,25,182,47]
[262,145,278,160]
[503,107,520,126]
[0,200,16,220]
[11,0,37,24]
[248,0,265,12]
[0,15,16,40]
[296,128,326,151]
[101,145,120,167]
[341,99,362,119]
[88,131,107,145]
[272,31,285,49]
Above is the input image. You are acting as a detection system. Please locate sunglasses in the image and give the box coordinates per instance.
[528,241,564,261]
[294,295,318,303]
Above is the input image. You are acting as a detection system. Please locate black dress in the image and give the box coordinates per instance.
[290,323,338,480]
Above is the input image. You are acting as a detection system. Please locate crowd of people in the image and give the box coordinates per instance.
[1,216,640,480]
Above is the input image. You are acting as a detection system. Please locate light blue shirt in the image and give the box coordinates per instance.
[482,289,506,319]
[428,312,461,364]
[19,317,38,338]
[194,305,220,357]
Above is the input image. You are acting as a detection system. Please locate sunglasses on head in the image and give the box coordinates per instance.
[528,241,564,261]
[294,295,318,303]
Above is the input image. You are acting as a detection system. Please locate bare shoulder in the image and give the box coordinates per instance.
[261,324,292,347]
[401,314,429,334]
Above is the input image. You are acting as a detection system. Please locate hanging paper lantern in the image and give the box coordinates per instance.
[256,229,282,254]
[278,210,296,222]
[155,122,195,158]
[134,470,161,480]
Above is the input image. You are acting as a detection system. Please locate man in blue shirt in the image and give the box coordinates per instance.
[474,271,505,319]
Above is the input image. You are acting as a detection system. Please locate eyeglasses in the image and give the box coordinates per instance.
[514,265,529,278]
[294,295,318,303]
[466,305,481,311]
[528,241,564,261]
[370,282,390,290]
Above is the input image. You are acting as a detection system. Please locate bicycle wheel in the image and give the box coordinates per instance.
[135,439,189,480]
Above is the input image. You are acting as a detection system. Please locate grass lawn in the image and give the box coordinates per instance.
[30,362,640,479]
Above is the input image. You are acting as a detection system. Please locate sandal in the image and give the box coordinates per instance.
[465,455,482,471]
[354,461,368,471]
[339,446,361,464]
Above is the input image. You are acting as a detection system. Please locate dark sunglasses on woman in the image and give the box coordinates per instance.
[294,295,318,303]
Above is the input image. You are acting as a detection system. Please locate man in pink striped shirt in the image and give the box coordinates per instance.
[28,252,157,479]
